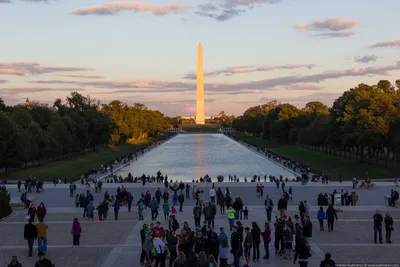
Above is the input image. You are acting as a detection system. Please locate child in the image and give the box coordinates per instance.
[162,201,170,220]
[243,207,249,220]
[170,205,177,215]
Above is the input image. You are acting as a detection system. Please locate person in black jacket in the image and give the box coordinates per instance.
[24,218,37,257]
[302,216,313,248]
[320,252,335,267]
[384,212,394,243]
[325,205,338,232]
[373,209,383,244]
[277,196,286,218]
[230,226,241,267]
[251,222,261,262]
[178,193,185,212]
[7,256,22,267]
[34,252,54,267]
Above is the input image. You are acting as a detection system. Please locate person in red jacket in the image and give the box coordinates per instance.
[37,203,47,220]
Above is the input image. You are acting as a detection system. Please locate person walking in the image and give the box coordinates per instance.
[71,218,82,246]
[319,252,335,267]
[27,203,37,222]
[209,186,216,203]
[178,192,185,212]
[385,212,394,243]
[34,252,54,267]
[226,206,236,231]
[262,222,271,259]
[219,238,229,266]
[153,232,167,267]
[87,201,95,221]
[317,206,325,231]
[163,201,170,220]
[150,197,159,221]
[251,222,261,262]
[7,256,22,267]
[24,218,37,257]
[193,204,202,227]
[326,205,338,232]
[113,199,120,221]
[373,209,383,244]
[278,195,286,218]
[264,195,273,222]
[36,218,48,254]
[127,192,133,212]
[203,202,213,226]
[243,227,252,267]
[230,226,241,267]
[297,238,311,267]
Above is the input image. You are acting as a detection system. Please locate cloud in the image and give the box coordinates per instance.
[28,61,400,93]
[56,74,104,79]
[295,17,359,38]
[195,0,281,21]
[0,0,12,3]
[183,64,315,79]
[284,84,323,91]
[354,55,379,63]
[312,32,356,38]
[71,1,192,16]
[370,40,400,49]
[0,79,8,84]
[0,62,94,76]
[295,17,359,32]
[0,87,85,94]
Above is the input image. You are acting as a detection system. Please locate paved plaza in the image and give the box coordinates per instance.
[1,182,400,266]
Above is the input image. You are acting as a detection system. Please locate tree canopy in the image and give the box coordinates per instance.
[232,80,400,167]
[0,92,170,172]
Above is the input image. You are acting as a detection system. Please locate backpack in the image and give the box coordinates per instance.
[151,247,157,257]
[172,221,179,231]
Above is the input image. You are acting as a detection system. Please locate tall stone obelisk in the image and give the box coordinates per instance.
[196,43,205,124]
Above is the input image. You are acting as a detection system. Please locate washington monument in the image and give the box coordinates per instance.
[196,43,205,124]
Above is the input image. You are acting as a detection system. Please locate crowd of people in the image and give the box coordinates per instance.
[134,183,340,267]
[3,171,399,267]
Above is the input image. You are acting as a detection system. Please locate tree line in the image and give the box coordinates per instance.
[232,80,400,167]
[0,92,170,172]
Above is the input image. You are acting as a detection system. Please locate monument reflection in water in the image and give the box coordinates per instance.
[115,134,296,182]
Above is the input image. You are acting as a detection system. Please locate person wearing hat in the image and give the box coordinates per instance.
[34,252,53,267]
[243,227,252,267]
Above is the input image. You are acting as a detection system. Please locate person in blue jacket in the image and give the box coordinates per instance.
[317,206,325,231]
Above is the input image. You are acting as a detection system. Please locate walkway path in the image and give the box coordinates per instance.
[1,182,400,266]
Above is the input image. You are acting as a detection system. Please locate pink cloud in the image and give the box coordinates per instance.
[71,1,193,16]
[0,62,94,76]
[56,74,104,79]
[370,40,400,49]
[295,17,359,38]
[183,63,315,79]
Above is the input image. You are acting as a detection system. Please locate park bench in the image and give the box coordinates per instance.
[10,196,36,209]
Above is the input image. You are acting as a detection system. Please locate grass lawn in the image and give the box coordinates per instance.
[234,133,399,180]
[3,135,167,182]
[179,124,220,132]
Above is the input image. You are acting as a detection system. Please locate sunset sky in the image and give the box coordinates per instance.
[0,0,399,116]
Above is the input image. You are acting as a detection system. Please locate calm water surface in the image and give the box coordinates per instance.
[116,134,296,182]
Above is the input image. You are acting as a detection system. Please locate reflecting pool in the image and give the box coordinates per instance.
[115,134,296,182]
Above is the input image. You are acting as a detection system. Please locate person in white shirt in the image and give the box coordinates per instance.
[209,186,216,203]
[153,232,166,267]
